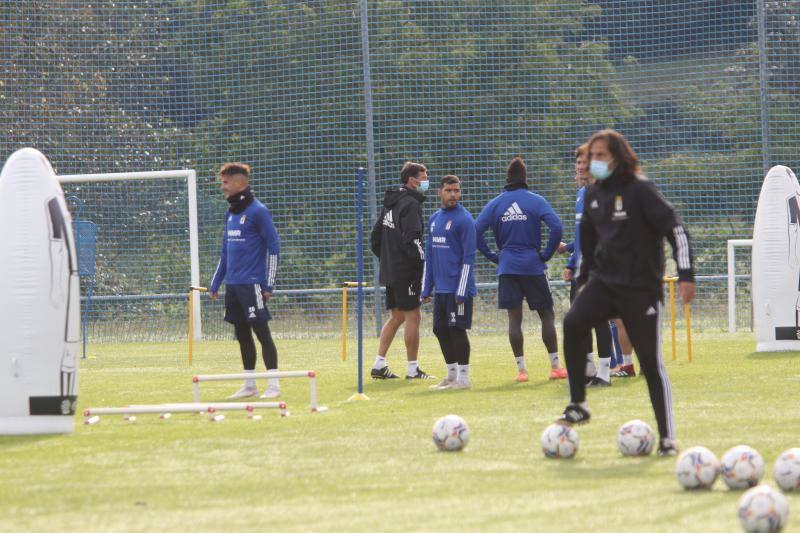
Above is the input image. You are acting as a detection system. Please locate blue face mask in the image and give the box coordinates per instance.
[417,180,430,193]
[590,159,612,181]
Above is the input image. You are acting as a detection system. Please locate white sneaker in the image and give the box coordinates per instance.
[228,385,259,399]
[430,377,455,390]
[450,381,471,390]
[260,386,281,399]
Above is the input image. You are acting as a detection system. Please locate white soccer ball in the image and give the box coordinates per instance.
[432,415,470,452]
[722,445,765,490]
[675,446,721,490]
[617,419,655,456]
[737,485,789,533]
[540,423,579,459]
[774,447,800,492]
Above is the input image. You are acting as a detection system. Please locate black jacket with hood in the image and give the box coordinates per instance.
[577,170,694,296]
[370,186,426,285]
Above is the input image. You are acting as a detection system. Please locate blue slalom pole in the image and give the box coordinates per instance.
[357,167,365,395]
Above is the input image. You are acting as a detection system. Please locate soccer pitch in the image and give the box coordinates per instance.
[0,334,797,532]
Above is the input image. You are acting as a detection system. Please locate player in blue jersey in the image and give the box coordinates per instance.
[421,175,477,390]
[476,157,565,383]
[209,163,282,399]
[559,144,615,386]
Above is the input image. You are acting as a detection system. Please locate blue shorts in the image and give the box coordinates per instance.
[497,274,553,310]
[433,294,473,331]
[224,283,272,324]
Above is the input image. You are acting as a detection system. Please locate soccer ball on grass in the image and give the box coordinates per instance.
[616,419,655,456]
[722,445,765,490]
[737,484,789,533]
[540,423,579,459]
[674,446,721,490]
[432,414,470,452]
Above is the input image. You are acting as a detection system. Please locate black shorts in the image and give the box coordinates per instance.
[498,274,553,310]
[224,283,272,324]
[433,294,473,330]
[385,279,422,311]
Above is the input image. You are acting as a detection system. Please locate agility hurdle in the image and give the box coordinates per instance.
[83,401,288,424]
[192,370,328,412]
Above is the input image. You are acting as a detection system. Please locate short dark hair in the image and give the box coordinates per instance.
[440,175,460,186]
[219,162,251,179]
[587,129,641,179]
[507,157,526,183]
[400,162,427,184]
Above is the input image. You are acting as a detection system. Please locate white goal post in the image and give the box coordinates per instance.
[727,238,753,333]
[57,170,202,339]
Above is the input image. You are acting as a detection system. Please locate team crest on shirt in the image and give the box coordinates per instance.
[431,221,436,231]
[446,220,452,230]
[612,195,628,221]
[228,215,233,222]
[240,215,247,224]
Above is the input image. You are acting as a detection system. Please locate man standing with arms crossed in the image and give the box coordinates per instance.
[369,162,435,380]
[210,163,282,399]
[556,129,695,456]
[421,175,476,390]
[476,157,565,382]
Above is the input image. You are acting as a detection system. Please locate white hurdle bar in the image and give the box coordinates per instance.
[83,401,288,423]
[192,370,327,413]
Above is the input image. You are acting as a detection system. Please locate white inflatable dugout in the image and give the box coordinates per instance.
[0,148,80,434]
[752,165,800,352]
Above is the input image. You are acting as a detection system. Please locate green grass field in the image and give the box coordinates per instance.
[0,332,797,532]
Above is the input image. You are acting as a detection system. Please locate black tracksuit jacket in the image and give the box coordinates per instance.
[370,186,426,285]
[577,171,694,295]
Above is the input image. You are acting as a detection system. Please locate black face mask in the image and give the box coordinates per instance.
[227,186,254,214]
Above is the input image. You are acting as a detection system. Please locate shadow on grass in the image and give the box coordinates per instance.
[542,456,661,480]
[746,351,800,360]
[0,433,64,450]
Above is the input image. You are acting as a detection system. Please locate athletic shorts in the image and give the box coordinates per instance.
[497,274,553,310]
[385,279,422,311]
[433,293,473,331]
[224,283,272,324]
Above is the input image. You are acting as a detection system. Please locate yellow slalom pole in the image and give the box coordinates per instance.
[188,286,207,366]
[341,282,367,362]
[685,303,693,362]
[666,277,677,361]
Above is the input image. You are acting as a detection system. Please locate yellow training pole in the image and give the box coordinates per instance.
[341,284,349,361]
[341,282,366,362]
[685,303,693,362]
[188,286,207,366]
[667,277,677,361]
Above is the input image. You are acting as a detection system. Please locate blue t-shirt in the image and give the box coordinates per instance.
[475,186,562,276]
[421,204,477,299]
[210,199,280,292]
[566,186,585,271]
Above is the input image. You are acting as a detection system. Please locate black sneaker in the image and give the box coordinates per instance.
[405,368,436,380]
[371,366,399,379]
[585,373,597,385]
[587,376,612,387]
[657,439,679,457]
[556,403,591,425]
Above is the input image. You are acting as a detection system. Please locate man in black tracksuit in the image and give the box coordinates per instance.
[557,129,695,456]
[369,161,435,380]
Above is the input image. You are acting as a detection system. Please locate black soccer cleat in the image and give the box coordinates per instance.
[587,376,612,388]
[657,439,679,457]
[556,403,591,425]
[405,368,436,380]
[371,366,399,379]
